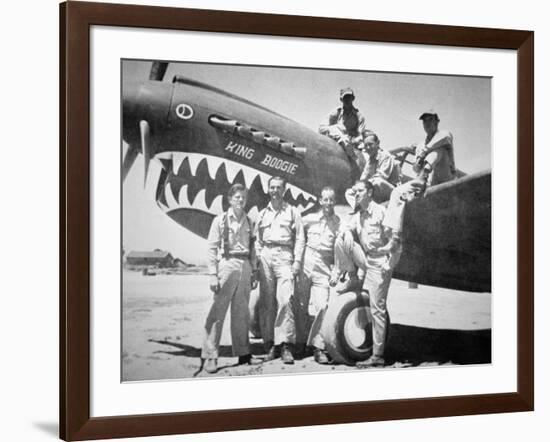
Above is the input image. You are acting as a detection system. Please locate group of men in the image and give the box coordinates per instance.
[200,87,456,374]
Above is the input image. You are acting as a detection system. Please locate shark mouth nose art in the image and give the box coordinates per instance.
[154,152,318,221]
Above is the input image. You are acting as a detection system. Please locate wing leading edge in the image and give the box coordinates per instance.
[393,170,491,292]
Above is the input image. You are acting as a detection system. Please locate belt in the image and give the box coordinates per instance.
[306,245,333,256]
[366,250,388,259]
[226,252,250,259]
[264,242,292,248]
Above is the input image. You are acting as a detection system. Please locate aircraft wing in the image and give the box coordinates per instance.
[393,170,491,293]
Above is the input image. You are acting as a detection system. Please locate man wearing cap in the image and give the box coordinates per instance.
[255,176,305,364]
[413,109,456,187]
[319,88,370,171]
[294,186,340,365]
[202,183,262,374]
[383,109,456,233]
[330,179,402,368]
[358,132,402,203]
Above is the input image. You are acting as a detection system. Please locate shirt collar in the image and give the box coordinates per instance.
[267,201,287,212]
[315,210,336,222]
[340,105,359,114]
[227,207,245,222]
[360,200,376,216]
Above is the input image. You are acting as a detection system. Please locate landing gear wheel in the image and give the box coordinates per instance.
[322,291,390,365]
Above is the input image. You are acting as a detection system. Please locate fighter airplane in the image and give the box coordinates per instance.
[122,61,491,364]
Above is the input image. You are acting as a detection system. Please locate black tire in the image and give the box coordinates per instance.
[323,291,390,365]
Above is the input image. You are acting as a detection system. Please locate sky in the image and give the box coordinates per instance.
[122,60,491,264]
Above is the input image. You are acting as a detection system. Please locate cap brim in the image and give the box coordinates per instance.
[419,113,437,120]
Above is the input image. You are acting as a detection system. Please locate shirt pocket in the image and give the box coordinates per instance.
[277,213,293,230]
[325,229,336,244]
[364,220,382,236]
[259,217,273,230]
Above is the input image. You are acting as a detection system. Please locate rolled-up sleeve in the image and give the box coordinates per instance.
[254,210,264,259]
[425,130,453,153]
[376,154,393,180]
[319,109,338,135]
[356,111,367,135]
[207,216,222,275]
[250,220,258,271]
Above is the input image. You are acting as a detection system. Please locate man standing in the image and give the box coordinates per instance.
[358,132,402,203]
[202,184,262,374]
[256,176,305,364]
[331,179,402,368]
[295,187,340,364]
[319,87,370,172]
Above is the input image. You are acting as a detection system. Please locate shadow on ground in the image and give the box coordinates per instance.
[149,339,267,358]
[385,323,491,365]
[151,322,490,367]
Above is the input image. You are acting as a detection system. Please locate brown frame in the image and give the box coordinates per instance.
[60,1,534,440]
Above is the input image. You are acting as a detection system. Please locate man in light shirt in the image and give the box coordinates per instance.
[413,109,456,187]
[295,187,340,364]
[202,184,261,374]
[331,179,402,368]
[319,87,371,173]
[359,132,402,203]
[384,109,456,233]
[255,176,305,364]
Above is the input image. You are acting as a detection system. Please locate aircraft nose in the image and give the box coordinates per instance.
[122,81,173,147]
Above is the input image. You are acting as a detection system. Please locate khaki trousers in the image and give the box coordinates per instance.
[258,245,296,345]
[295,248,333,350]
[334,237,396,357]
[201,258,252,359]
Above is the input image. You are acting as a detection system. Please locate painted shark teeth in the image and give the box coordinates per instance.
[258,172,270,194]
[164,182,179,208]
[287,184,301,200]
[172,152,186,175]
[155,152,318,216]
[187,154,203,176]
[247,206,259,221]
[178,185,190,207]
[241,166,257,188]
[205,156,225,180]
[157,200,169,211]
[209,194,223,213]
[190,189,208,212]
[224,162,240,184]
[155,152,172,160]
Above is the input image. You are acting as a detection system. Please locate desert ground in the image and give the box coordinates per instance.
[122,270,491,382]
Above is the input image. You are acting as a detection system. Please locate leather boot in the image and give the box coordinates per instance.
[281,343,295,365]
[314,348,330,365]
[238,354,262,365]
[204,358,217,374]
[337,273,362,294]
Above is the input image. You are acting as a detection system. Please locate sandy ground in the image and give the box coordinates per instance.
[122,271,491,382]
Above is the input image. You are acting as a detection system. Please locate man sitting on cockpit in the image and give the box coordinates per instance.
[384,109,456,233]
[358,131,402,203]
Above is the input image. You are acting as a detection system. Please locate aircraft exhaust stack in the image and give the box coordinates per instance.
[139,120,152,187]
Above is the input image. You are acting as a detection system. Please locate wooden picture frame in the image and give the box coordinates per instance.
[60,1,533,440]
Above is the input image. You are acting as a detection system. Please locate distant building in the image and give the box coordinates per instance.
[173,258,187,269]
[125,250,174,268]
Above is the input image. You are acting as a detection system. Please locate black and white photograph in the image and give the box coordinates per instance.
[122,59,491,381]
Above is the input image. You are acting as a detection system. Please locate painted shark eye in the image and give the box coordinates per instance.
[175,103,194,120]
